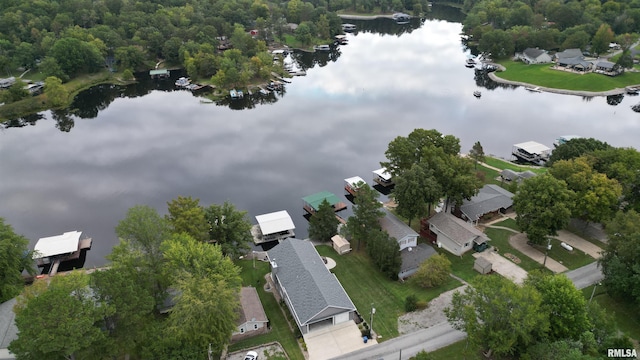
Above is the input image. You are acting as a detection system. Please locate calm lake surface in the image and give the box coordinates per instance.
[2,15,639,267]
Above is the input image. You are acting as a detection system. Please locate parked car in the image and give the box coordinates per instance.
[244,351,258,360]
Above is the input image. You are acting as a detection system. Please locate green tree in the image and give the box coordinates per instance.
[114,45,146,71]
[166,195,209,242]
[547,138,611,166]
[513,174,574,245]
[469,141,485,169]
[526,272,591,341]
[10,272,113,360]
[549,157,622,223]
[616,49,634,71]
[91,266,156,359]
[600,210,640,304]
[295,22,313,46]
[0,218,34,303]
[49,37,103,76]
[161,234,241,356]
[44,76,69,107]
[478,29,515,59]
[393,163,442,226]
[204,201,253,259]
[367,228,402,280]
[347,184,384,251]
[39,56,69,82]
[524,339,592,360]
[0,81,29,104]
[441,154,483,211]
[591,147,640,212]
[591,24,615,56]
[445,276,549,358]
[113,205,171,305]
[412,253,451,288]
[309,199,340,242]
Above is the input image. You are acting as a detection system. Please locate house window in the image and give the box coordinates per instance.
[254,324,258,330]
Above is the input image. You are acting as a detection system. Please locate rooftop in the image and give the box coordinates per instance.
[459,184,514,222]
[344,176,366,188]
[33,231,82,259]
[429,212,489,246]
[255,210,295,235]
[513,141,551,155]
[379,208,418,241]
[237,287,268,325]
[372,168,392,181]
[302,191,342,211]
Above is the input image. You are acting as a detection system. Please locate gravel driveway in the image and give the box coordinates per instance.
[226,343,287,360]
[398,285,467,335]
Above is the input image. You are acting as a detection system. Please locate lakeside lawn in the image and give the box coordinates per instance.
[229,260,304,360]
[495,60,640,91]
[315,245,462,339]
[483,156,547,174]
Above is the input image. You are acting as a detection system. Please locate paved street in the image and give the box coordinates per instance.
[565,262,604,289]
[329,322,466,360]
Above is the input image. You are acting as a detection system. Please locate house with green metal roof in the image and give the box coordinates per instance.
[302,191,347,214]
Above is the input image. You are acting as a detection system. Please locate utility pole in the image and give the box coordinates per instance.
[370,304,376,338]
[589,282,602,304]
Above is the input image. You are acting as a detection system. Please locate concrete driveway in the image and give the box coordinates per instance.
[552,230,603,259]
[509,233,569,273]
[472,251,528,284]
[305,320,377,360]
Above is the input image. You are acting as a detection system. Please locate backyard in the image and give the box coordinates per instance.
[494,60,640,91]
[315,245,462,339]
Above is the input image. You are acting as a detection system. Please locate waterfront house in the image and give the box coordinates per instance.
[517,48,552,64]
[267,239,356,334]
[455,184,514,224]
[425,212,489,256]
[379,208,418,251]
[554,49,592,71]
[232,287,269,341]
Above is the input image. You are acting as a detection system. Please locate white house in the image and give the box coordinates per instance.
[379,208,418,251]
[518,48,552,64]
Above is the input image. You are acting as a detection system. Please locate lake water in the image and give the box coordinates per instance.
[1,15,639,267]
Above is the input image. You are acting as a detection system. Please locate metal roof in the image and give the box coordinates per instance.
[33,231,82,259]
[255,210,295,235]
[302,191,341,211]
[372,168,392,181]
[379,208,418,241]
[460,184,514,222]
[344,176,366,188]
[513,141,551,155]
[268,239,356,327]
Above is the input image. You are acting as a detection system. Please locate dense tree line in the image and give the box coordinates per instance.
[9,196,253,359]
[461,0,640,58]
[445,273,632,359]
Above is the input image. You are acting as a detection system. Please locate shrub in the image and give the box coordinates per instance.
[405,294,418,312]
[412,253,452,288]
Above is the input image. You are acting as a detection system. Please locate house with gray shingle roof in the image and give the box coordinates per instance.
[456,184,514,224]
[267,239,356,335]
[427,212,489,256]
[232,287,269,340]
[555,48,592,71]
[518,48,552,64]
[379,208,418,251]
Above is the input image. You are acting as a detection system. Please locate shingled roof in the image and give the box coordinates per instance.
[379,207,418,240]
[429,212,489,246]
[459,184,514,222]
[268,239,356,327]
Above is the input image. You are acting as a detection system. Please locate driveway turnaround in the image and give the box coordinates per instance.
[509,233,569,273]
[472,251,528,284]
[305,320,377,360]
[552,230,603,259]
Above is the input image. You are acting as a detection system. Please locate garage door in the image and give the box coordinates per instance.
[334,312,349,325]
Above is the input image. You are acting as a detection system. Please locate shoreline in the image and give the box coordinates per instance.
[337,13,398,20]
[488,68,629,97]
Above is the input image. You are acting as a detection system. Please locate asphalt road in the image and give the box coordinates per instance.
[329,322,466,360]
[565,261,605,289]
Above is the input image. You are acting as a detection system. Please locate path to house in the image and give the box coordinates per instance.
[508,233,569,273]
[551,230,603,259]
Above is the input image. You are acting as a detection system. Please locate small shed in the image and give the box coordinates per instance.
[474,256,492,274]
[331,235,351,255]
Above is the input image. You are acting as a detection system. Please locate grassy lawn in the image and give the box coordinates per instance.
[566,223,609,249]
[315,245,462,340]
[484,228,542,272]
[494,60,640,91]
[528,238,595,270]
[483,156,547,174]
[582,285,640,343]
[426,339,481,359]
[229,260,304,360]
[440,250,479,283]
[491,218,520,231]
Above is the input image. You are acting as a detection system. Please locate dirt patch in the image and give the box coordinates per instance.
[227,342,288,360]
[398,285,467,335]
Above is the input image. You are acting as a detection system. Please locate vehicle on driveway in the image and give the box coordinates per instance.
[244,351,258,360]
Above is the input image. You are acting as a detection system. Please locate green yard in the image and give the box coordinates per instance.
[494,60,640,91]
[483,156,548,174]
[484,227,542,272]
[537,238,595,270]
[440,250,479,283]
[582,285,640,343]
[491,218,520,232]
[229,260,304,360]
[315,245,463,340]
[425,339,480,359]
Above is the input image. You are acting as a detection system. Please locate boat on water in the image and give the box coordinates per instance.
[334,35,348,45]
[526,86,542,93]
[465,58,476,68]
[314,44,331,51]
[393,12,410,24]
[259,88,269,96]
[626,86,639,95]
[237,90,244,99]
[473,91,482,98]
[342,23,357,32]
[175,77,190,87]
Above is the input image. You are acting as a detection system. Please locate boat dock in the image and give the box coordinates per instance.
[344,176,366,196]
[302,191,347,215]
[33,231,93,276]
